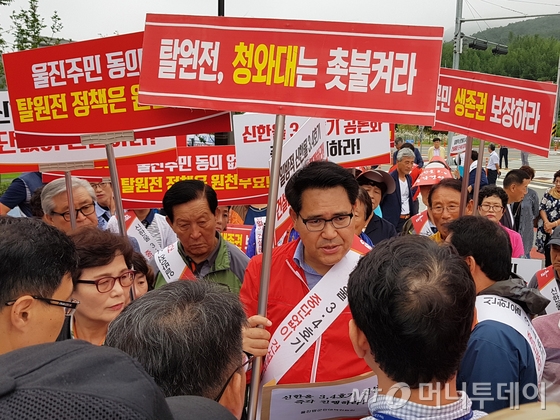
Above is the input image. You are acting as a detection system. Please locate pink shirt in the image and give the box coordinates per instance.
[502,226,524,258]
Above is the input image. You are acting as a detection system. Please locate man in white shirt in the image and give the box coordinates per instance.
[486,143,500,185]
[427,137,447,161]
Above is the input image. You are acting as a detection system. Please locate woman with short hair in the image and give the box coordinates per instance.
[57,227,134,345]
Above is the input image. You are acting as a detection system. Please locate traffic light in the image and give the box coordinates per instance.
[492,45,508,55]
[468,39,488,51]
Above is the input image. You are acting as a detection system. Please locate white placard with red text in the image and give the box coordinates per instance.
[274,118,327,244]
[233,113,391,175]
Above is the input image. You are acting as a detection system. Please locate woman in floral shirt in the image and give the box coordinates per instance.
[536,170,560,266]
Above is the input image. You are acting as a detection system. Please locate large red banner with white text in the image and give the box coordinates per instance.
[2,32,231,148]
[42,145,269,208]
[139,15,443,125]
[433,68,557,157]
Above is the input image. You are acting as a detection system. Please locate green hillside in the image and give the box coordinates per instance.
[470,15,560,44]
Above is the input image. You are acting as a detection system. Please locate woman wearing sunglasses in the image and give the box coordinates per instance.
[57,227,134,345]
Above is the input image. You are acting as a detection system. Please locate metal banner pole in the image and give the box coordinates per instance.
[105,144,127,236]
[471,140,486,216]
[247,114,286,420]
[459,136,472,216]
[81,131,134,237]
[64,171,77,230]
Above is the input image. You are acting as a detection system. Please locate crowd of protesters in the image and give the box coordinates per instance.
[1,141,559,420]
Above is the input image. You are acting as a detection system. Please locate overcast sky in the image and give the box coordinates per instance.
[1,0,560,47]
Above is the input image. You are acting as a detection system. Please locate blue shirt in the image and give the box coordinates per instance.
[457,319,538,413]
[293,240,323,290]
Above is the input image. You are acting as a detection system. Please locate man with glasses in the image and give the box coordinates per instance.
[427,178,463,244]
[106,281,247,419]
[0,217,79,355]
[477,186,524,258]
[90,180,115,230]
[41,177,99,233]
[241,162,372,398]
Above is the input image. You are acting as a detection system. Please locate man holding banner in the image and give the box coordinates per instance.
[241,161,372,415]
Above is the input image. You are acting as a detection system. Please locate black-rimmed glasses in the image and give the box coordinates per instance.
[51,202,96,222]
[90,182,110,189]
[5,296,79,316]
[479,204,504,213]
[76,270,136,293]
[214,352,255,402]
[298,212,354,232]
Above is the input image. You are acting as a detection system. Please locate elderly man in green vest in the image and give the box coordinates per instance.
[154,180,249,293]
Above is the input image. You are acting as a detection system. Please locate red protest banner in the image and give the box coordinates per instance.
[117,145,269,208]
[433,68,557,157]
[222,224,252,253]
[139,15,443,125]
[2,32,231,148]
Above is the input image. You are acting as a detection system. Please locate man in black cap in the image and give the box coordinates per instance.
[356,169,397,245]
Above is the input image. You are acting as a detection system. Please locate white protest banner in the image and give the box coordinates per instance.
[535,266,560,314]
[511,258,543,284]
[0,91,13,132]
[261,372,377,420]
[234,113,391,178]
[449,134,467,156]
[122,211,161,261]
[274,118,327,244]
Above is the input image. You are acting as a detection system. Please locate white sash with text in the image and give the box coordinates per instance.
[475,295,545,381]
[261,247,363,386]
[154,242,195,282]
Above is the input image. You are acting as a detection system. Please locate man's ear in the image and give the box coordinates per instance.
[465,199,474,215]
[166,216,173,228]
[349,319,370,359]
[464,255,477,275]
[219,371,245,420]
[289,208,297,225]
[9,296,35,331]
[43,213,55,226]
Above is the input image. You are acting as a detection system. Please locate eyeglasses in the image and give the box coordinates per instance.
[51,202,96,222]
[298,212,354,232]
[76,271,136,293]
[214,352,254,402]
[430,205,460,214]
[479,204,504,212]
[5,296,80,316]
[90,182,110,189]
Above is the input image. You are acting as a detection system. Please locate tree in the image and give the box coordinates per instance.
[0,0,64,89]
[441,34,560,83]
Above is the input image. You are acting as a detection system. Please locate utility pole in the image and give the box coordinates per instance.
[215,0,231,145]
[444,0,464,165]
[444,0,560,162]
